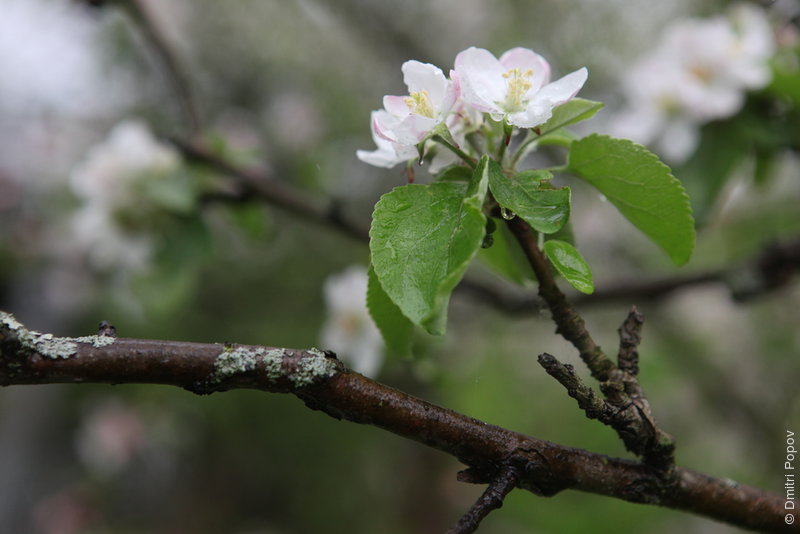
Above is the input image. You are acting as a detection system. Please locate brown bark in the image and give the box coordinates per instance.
[0,318,791,533]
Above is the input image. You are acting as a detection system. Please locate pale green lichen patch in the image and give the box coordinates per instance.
[253,347,337,387]
[261,348,286,382]
[210,345,264,383]
[74,335,116,348]
[1,312,79,359]
[32,333,78,359]
[2,311,122,359]
[206,345,338,389]
[287,348,338,387]
[0,312,24,333]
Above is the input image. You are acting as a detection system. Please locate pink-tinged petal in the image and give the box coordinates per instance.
[357,116,416,168]
[402,60,451,111]
[454,47,507,113]
[511,67,588,128]
[383,95,411,117]
[393,114,438,145]
[356,145,410,168]
[499,47,551,91]
[373,110,402,142]
[450,69,462,101]
[534,67,588,107]
[441,81,458,115]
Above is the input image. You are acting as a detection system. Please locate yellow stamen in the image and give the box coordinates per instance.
[502,68,534,111]
[403,90,435,118]
[339,312,363,335]
[689,65,713,84]
[656,95,680,115]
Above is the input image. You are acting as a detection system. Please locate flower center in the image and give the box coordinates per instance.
[502,68,534,112]
[688,65,713,84]
[339,312,364,335]
[656,94,680,116]
[403,90,435,118]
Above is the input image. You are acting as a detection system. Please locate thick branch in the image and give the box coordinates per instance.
[0,312,790,533]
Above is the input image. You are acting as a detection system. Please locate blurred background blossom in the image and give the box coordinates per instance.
[66,120,184,273]
[320,265,384,377]
[609,3,776,162]
[0,1,797,533]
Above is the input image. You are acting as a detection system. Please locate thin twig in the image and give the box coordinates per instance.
[447,465,521,534]
[506,216,616,381]
[507,218,676,469]
[173,132,800,314]
[124,0,202,136]
[537,353,612,421]
[617,306,644,375]
[173,138,370,242]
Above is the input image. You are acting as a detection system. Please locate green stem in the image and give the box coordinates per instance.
[541,164,568,173]
[509,131,539,169]
[497,121,513,164]
[432,135,476,169]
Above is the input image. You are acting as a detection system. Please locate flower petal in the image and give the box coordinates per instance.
[512,67,588,127]
[383,95,411,117]
[499,47,551,93]
[357,111,417,168]
[401,60,452,112]
[454,47,507,113]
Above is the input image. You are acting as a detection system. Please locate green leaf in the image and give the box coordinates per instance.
[568,134,695,265]
[487,159,570,234]
[369,157,489,335]
[536,128,577,148]
[675,120,747,224]
[546,220,575,246]
[537,98,604,138]
[543,240,594,294]
[478,218,536,286]
[367,265,413,355]
[226,202,270,240]
[436,165,473,182]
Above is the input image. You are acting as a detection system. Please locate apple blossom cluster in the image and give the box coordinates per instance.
[609,3,776,162]
[357,46,588,171]
[319,266,384,377]
[68,120,183,273]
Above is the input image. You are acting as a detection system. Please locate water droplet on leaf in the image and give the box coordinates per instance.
[500,207,516,220]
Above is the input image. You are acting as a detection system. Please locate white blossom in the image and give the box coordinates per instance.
[320,266,384,377]
[356,111,419,168]
[454,47,587,128]
[67,120,182,273]
[373,60,458,146]
[610,4,776,162]
[70,120,180,204]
